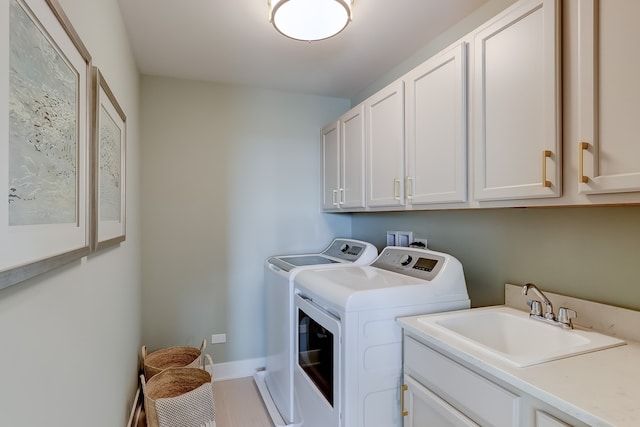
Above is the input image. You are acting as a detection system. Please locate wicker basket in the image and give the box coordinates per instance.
[141,366,215,427]
[142,340,206,380]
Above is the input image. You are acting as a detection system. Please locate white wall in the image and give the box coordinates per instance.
[140,76,351,365]
[0,1,141,426]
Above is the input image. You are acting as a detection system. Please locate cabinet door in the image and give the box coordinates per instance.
[366,80,405,207]
[403,375,479,427]
[535,410,572,427]
[405,42,467,205]
[473,0,561,201]
[577,0,640,194]
[321,121,340,210]
[340,105,366,209]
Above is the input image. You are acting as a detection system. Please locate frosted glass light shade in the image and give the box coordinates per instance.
[268,0,353,41]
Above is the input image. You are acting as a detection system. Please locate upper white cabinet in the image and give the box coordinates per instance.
[321,121,340,210]
[405,42,468,205]
[321,0,640,212]
[340,105,367,208]
[577,0,640,194]
[321,105,366,210]
[366,80,405,207]
[472,0,561,201]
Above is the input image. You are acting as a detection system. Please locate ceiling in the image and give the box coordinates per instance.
[117,0,488,99]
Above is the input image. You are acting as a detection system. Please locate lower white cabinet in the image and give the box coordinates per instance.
[535,410,572,427]
[402,334,588,427]
[403,335,519,427]
[402,374,478,427]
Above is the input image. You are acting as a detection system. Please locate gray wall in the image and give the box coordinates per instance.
[140,76,351,364]
[0,0,142,426]
[351,206,640,311]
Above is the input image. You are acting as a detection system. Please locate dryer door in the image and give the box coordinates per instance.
[294,294,341,427]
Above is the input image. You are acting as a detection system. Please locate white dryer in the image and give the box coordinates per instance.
[293,246,470,427]
[256,238,377,427]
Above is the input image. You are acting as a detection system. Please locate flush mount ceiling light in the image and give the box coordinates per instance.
[268,0,353,42]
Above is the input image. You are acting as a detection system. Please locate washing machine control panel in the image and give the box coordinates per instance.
[371,247,446,280]
[323,239,373,261]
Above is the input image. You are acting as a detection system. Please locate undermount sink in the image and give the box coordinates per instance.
[417,306,626,367]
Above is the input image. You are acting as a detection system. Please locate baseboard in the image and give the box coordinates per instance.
[204,357,266,382]
[253,370,302,427]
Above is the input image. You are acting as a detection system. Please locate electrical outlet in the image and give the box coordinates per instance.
[211,333,226,344]
[412,238,428,248]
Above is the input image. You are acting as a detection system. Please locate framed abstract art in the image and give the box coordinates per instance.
[1,0,91,290]
[91,67,126,251]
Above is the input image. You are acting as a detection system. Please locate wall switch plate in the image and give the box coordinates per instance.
[386,231,413,247]
[397,231,413,247]
[386,231,397,246]
[211,333,226,344]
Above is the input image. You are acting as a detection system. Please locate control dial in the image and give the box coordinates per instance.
[400,254,413,266]
[340,244,350,253]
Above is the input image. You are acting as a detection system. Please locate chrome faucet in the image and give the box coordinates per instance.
[522,283,555,320]
[521,283,576,329]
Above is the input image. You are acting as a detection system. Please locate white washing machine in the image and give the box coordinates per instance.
[293,246,470,427]
[256,238,377,427]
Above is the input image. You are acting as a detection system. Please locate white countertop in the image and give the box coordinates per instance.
[399,306,640,426]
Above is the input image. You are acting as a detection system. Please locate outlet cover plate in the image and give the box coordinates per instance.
[211,333,226,344]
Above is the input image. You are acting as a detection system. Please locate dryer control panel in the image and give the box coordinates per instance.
[371,247,447,281]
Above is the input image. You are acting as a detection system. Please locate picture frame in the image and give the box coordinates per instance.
[91,67,126,251]
[1,0,92,290]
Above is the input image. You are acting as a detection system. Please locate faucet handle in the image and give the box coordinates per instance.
[557,307,577,328]
[527,299,542,316]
